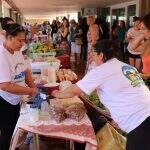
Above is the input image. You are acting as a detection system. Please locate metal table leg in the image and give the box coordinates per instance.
[33,133,40,150]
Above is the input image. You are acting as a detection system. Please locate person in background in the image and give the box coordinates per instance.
[116,20,126,61]
[20,43,31,69]
[87,15,99,52]
[59,17,69,42]
[86,16,99,71]
[0,17,15,45]
[70,19,82,65]
[23,22,29,34]
[76,20,83,64]
[58,18,70,54]
[31,23,39,38]
[95,17,109,40]
[0,23,37,150]
[126,16,142,71]
[25,23,32,43]
[42,21,48,35]
[52,39,150,150]
[110,20,119,40]
[56,20,61,28]
[80,17,88,61]
[51,20,58,48]
[128,13,150,54]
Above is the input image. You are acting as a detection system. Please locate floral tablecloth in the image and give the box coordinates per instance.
[10,103,97,150]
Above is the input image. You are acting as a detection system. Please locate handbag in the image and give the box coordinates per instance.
[96,123,126,150]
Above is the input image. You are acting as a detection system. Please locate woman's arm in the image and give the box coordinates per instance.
[0,82,37,96]
[52,84,83,99]
[25,68,36,88]
[128,34,145,51]
[125,30,133,43]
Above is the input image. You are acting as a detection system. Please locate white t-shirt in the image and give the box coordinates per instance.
[76,58,150,133]
[0,45,27,105]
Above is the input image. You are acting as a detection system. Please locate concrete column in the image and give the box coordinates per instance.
[139,0,150,17]
[0,0,2,17]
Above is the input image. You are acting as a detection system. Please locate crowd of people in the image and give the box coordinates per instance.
[23,14,150,76]
[22,16,109,65]
[0,13,149,150]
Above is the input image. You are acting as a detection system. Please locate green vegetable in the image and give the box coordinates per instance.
[88,92,105,109]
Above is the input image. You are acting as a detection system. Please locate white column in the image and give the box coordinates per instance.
[125,6,128,24]
[0,0,2,17]
[109,8,112,35]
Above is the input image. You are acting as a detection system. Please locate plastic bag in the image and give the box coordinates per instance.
[96,123,126,150]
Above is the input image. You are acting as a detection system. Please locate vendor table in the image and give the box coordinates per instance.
[10,101,97,150]
[31,55,70,73]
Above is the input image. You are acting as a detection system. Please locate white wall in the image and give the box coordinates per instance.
[26,11,78,24]
[2,0,11,17]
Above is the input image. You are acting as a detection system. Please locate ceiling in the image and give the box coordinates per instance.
[12,0,132,19]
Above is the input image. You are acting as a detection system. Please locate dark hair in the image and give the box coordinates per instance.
[112,20,119,31]
[62,17,67,21]
[62,18,69,28]
[5,23,25,37]
[141,13,150,30]
[120,20,126,28]
[133,16,140,22]
[94,39,120,62]
[0,17,14,30]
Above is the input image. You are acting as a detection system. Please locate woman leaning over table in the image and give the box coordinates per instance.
[52,39,150,150]
[0,23,37,150]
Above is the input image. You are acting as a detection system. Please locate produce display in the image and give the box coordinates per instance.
[32,42,56,53]
[56,69,77,82]
[88,92,105,109]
